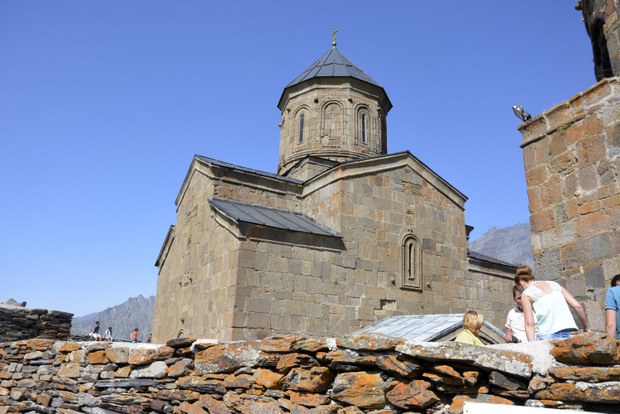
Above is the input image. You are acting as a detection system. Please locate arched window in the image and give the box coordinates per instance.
[299,113,305,142]
[323,103,343,141]
[357,107,370,145]
[361,113,367,143]
[402,235,422,290]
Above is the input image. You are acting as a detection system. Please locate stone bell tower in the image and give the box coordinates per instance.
[277,34,392,180]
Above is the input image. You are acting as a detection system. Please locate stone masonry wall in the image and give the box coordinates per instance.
[519,77,620,332]
[302,160,514,331]
[2,333,620,413]
[153,159,303,343]
[0,304,72,343]
[156,153,516,343]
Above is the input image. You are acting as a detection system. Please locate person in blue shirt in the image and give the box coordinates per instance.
[605,274,620,339]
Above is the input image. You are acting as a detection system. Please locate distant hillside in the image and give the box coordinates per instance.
[470,223,535,269]
[71,295,155,342]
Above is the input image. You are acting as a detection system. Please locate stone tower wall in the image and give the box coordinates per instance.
[519,78,620,332]
[580,0,620,80]
[278,78,389,178]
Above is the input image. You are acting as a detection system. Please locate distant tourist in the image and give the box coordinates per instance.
[131,328,139,343]
[505,285,529,343]
[89,321,102,341]
[455,310,484,345]
[105,327,113,342]
[605,274,620,339]
[147,333,152,343]
[515,265,590,341]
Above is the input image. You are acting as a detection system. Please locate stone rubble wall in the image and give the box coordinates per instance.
[0,305,73,343]
[1,333,619,414]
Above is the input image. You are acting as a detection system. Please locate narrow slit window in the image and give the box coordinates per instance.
[402,235,422,290]
[407,242,413,278]
[299,114,305,143]
[361,113,366,143]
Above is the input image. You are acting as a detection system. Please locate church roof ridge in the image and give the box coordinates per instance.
[195,155,303,184]
[467,249,518,268]
[285,46,382,89]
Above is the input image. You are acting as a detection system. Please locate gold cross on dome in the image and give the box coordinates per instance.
[332,28,338,46]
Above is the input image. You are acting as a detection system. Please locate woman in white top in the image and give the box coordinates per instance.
[515,265,590,341]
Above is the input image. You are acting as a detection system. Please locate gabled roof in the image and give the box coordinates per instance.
[303,151,468,210]
[468,250,518,268]
[196,155,302,184]
[351,314,504,344]
[176,155,303,207]
[285,46,382,89]
[208,199,340,238]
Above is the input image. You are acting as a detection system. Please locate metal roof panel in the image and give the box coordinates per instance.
[351,314,503,342]
[286,46,382,88]
[196,155,302,184]
[208,199,340,238]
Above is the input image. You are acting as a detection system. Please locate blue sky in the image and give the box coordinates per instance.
[1,1,596,316]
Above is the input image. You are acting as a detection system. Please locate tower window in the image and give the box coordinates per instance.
[357,107,370,145]
[361,113,366,143]
[299,114,305,142]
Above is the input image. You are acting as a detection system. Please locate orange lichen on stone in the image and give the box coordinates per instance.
[285,390,330,407]
[331,371,386,409]
[537,382,620,403]
[253,368,283,389]
[550,333,615,365]
[260,335,306,352]
[128,348,155,366]
[386,380,439,410]
[550,366,620,382]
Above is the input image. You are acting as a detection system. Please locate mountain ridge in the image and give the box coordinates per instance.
[470,222,535,270]
[70,294,155,342]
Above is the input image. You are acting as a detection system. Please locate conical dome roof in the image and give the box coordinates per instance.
[285,46,382,88]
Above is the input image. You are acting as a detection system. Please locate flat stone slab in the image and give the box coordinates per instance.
[94,379,159,388]
[396,341,532,379]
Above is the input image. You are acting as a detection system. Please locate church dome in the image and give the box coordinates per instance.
[278,46,385,107]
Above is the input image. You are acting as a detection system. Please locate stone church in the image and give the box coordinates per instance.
[152,39,516,343]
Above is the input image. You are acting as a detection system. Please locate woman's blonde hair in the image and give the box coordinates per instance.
[514,265,535,286]
[463,310,484,331]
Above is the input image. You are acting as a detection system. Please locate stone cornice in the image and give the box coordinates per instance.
[518,77,620,148]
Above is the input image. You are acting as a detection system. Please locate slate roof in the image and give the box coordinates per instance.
[468,250,518,268]
[351,314,504,342]
[208,199,340,237]
[285,46,382,89]
[196,155,303,184]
